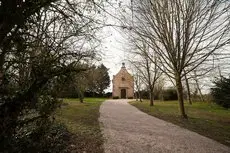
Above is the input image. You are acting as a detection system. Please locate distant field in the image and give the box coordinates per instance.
[129,100,230,147]
[55,98,107,153]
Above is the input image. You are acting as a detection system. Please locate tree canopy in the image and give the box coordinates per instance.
[211,77,230,108]
[0,0,105,151]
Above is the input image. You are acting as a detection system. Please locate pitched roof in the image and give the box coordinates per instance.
[113,63,132,79]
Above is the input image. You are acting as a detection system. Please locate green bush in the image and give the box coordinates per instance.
[112,96,119,99]
[1,120,75,153]
[0,94,73,153]
[162,88,178,101]
[211,77,230,108]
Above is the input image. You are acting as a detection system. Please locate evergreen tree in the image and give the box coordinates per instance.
[211,77,230,108]
[96,64,110,96]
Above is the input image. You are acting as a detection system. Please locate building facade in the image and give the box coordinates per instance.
[112,63,134,99]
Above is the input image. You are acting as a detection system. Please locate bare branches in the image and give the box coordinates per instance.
[125,0,230,117]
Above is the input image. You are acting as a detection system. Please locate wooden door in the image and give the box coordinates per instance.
[121,89,126,99]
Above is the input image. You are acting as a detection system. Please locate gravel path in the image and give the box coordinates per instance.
[99,99,230,153]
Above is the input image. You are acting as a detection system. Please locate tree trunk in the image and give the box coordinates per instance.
[0,51,5,86]
[139,91,142,102]
[184,72,192,105]
[79,91,84,103]
[99,88,103,97]
[149,89,154,106]
[176,75,187,118]
[194,76,204,102]
[194,71,205,102]
[197,85,204,102]
[92,92,95,97]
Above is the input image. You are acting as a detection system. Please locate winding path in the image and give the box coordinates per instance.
[99,99,230,153]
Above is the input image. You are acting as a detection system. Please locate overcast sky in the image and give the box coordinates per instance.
[99,0,131,92]
[98,0,230,93]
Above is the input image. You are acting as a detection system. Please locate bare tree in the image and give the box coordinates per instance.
[184,60,217,102]
[133,73,144,102]
[184,70,192,104]
[129,41,162,106]
[127,0,230,118]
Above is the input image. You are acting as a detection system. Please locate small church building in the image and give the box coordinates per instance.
[112,63,134,99]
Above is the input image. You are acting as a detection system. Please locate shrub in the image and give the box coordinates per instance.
[0,94,72,153]
[162,88,178,101]
[128,97,133,99]
[1,120,74,153]
[211,77,230,108]
[112,96,119,99]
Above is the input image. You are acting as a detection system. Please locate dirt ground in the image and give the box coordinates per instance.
[99,99,230,153]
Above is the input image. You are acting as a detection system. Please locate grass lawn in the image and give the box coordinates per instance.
[129,100,230,147]
[55,98,107,153]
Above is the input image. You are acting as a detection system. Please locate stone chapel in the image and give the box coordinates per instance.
[112,63,134,99]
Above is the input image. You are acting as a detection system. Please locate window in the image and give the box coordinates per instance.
[122,77,125,81]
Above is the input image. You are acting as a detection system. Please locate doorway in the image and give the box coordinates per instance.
[121,89,126,99]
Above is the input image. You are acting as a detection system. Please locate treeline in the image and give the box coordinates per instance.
[60,91,112,98]
[135,88,213,102]
[134,88,177,101]
[58,64,111,100]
